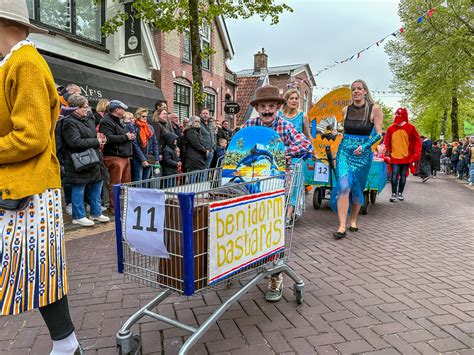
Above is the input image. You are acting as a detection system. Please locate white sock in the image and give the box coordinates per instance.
[51,332,79,355]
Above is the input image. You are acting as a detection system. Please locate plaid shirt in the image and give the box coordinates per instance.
[243,117,312,157]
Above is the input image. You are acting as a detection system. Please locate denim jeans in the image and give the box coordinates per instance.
[391,163,409,194]
[470,163,474,183]
[131,158,153,182]
[71,180,103,219]
[204,150,214,169]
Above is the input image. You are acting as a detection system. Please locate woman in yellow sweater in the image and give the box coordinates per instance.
[0,1,81,354]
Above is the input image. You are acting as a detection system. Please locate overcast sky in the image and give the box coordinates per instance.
[226,0,403,109]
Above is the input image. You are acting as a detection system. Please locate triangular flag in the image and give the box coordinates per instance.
[399,27,405,33]
[427,8,436,17]
[440,0,448,8]
[376,41,380,46]
[417,16,424,23]
[357,52,361,59]
[391,31,398,37]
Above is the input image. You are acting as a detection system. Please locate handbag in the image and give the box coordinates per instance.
[71,148,100,171]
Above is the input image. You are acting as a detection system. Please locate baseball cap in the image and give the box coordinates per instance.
[109,100,128,110]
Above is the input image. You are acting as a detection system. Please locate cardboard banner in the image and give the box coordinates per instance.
[208,189,285,285]
[308,86,352,161]
[222,127,286,193]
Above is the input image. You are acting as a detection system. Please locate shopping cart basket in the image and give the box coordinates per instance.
[113,165,306,354]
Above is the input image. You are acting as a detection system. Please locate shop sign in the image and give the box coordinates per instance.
[124,2,142,55]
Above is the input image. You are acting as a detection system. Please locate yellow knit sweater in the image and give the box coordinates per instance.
[0,44,61,199]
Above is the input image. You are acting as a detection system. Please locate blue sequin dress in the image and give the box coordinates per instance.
[330,103,375,211]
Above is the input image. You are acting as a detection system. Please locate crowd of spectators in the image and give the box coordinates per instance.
[55,84,235,226]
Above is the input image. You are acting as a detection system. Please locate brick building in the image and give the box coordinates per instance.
[153,17,236,123]
[235,49,316,126]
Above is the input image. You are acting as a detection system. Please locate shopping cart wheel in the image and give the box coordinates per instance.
[312,188,322,210]
[117,333,142,355]
[370,190,377,204]
[361,191,370,215]
[293,283,304,304]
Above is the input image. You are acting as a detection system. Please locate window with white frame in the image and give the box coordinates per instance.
[183,22,211,70]
[27,0,104,44]
[174,83,191,123]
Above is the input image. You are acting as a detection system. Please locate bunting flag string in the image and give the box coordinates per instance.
[312,2,446,78]
[313,86,401,95]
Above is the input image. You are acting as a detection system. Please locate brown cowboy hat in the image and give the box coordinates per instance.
[250,85,285,106]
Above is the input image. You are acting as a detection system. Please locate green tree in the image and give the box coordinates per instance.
[385,0,473,141]
[101,0,292,114]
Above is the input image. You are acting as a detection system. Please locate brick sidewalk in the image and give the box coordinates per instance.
[1,175,473,354]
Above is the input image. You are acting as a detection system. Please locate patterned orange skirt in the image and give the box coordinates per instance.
[0,189,68,315]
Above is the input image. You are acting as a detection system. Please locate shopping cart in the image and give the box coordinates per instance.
[112,164,306,355]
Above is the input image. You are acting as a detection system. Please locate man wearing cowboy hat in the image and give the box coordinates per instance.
[0,1,81,354]
[243,85,314,302]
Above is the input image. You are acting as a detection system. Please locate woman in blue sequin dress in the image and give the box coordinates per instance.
[278,89,318,223]
[331,80,383,239]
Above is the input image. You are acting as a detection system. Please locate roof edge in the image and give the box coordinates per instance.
[216,15,234,60]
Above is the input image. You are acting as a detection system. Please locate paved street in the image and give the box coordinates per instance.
[1,175,473,355]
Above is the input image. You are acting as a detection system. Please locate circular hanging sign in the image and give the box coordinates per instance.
[224,102,241,115]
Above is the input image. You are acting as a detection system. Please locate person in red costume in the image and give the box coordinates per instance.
[384,108,421,202]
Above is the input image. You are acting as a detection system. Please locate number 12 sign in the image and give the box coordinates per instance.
[314,162,329,183]
[124,188,169,258]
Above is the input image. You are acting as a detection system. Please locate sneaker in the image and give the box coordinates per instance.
[265,274,283,302]
[389,193,397,202]
[66,203,72,215]
[72,217,95,227]
[91,215,110,223]
[397,193,404,201]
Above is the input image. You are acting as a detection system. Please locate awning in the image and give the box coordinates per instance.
[43,54,165,110]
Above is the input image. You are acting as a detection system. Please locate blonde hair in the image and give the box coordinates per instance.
[123,112,134,121]
[351,79,375,122]
[96,99,109,113]
[152,108,167,122]
[282,88,300,115]
[134,107,148,118]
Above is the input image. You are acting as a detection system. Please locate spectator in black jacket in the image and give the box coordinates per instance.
[61,96,109,226]
[184,116,208,178]
[161,133,180,187]
[99,100,136,210]
[216,120,232,143]
[150,108,172,149]
[169,112,183,138]
[199,108,216,168]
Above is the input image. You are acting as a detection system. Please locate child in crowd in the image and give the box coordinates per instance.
[162,133,180,176]
[176,147,182,174]
[122,112,135,133]
[215,138,228,167]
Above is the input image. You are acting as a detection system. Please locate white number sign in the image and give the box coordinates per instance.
[314,162,329,183]
[124,188,169,258]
